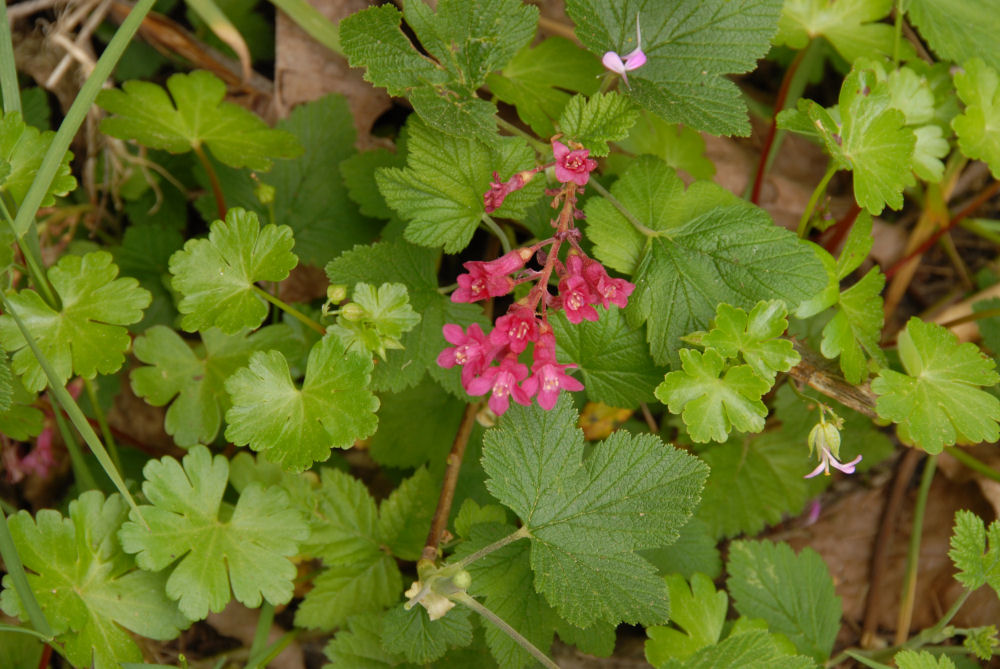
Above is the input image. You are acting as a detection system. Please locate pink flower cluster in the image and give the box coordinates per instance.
[441,141,634,415]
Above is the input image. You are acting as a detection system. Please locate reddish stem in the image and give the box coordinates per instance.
[821,203,862,254]
[750,46,809,205]
[37,644,52,669]
[885,179,1000,280]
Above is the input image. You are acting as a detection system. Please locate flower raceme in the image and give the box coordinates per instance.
[440,142,634,414]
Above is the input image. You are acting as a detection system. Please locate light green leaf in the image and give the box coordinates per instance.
[872,317,1000,453]
[117,446,309,620]
[566,0,783,136]
[727,540,841,662]
[0,491,188,669]
[0,251,151,392]
[0,374,44,440]
[962,626,998,661]
[948,509,1000,597]
[953,59,1000,178]
[376,117,541,253]
[820,267,886,384]
[340,133,408,221]
[550,307,666,408]
[775,0,904,63]
[0,111,76,208]
[296,558,402,633]
[645,574,727,666]
[655,349,770,443]
[376,467,437,562]
[906,0,1000,71]
[97,70,302,171]
[585,157,825,364]
[334,282,421,360]
[697,300,799,383]
[486,37,603,137]
[657,629,815,669]
[0,352,12,413]
[558,92,638,157]
[224,334,379,471]
[381,604,474,664]
[613,110,715,180]
[169,208,297,334]
[453,499,508,539]
[482,397,708,627]
[894,650,957,669]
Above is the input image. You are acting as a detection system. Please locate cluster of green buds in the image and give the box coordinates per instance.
[323,282,420,360]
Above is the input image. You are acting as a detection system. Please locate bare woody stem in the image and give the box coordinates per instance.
[421,401,483,562]
[787,340,879,419]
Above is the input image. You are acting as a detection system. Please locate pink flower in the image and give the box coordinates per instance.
[804,446,863,479]
[602,15,646,88]
[490,304,539,353]
[582,257,634,309]
[553,141,597,187]
[452,250,530,303]
[437,323,494,383]
[484,170,533,213]
[523,335,583,410]
[557,275,599,324]
[466,355,531,415]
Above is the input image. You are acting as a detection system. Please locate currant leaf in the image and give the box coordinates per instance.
[871,317,1000,453]
[97,70,302,171]
[0,251,151,392]
[655,629,815,669]
[558,92,639,157]
[948,509,1000,597]
[893,650,957,669]
[117,446,308,620]
[381,604,474,664]
[224,334,379,471]
[168,208,297,334]
[482,397,708,627]
[906,0,1000,71]
[775,0,907,63]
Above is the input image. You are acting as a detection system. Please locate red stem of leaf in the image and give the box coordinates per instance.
[821,203,862,254]
[37,644,52,669]
[884,179,1000,279]
[750,46,808,205]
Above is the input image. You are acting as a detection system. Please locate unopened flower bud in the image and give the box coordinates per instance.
[254,181,276,205]
[452,570,472,590]
[326,284,348,304]
[340,302,366,322]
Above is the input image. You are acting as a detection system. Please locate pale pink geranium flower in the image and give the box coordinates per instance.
[602,14,647,88]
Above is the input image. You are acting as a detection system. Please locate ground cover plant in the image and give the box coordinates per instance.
[0,0,1000,667]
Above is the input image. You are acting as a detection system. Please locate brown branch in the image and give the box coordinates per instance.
[787,341,879,419]
[421,401,483,563]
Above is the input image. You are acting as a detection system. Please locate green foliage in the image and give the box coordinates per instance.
[948,509,1000,597]
[644,574,728,665]
[558,92,638,157]
[566,0,783,136]
[656,629,814,669]
[613,110,715,180]
[778,64,916,214]
[224,334,379,471]
[486,37,603,137]
[640,517,722,581]
[340,0,537,143]
[368,378,466,469]
[691,300,800,383]
[112,223,184,330]
[963,625,999,661]
[97,70,302,170]
[481,398,708,627]
[893,650,957,669]
[585,157,824,364]
[325,239,487,395]
[0,111,76,208]
[117,446,309,620]
[775,0,904,62]
[550,306,665,408]
[656,349,770,443]
[0,251,151,392]
[376,116,541,253]
[0,491,188,669]
[0,351,12,413]
[905,0,1000,71]
[331,282,421,360]
[952,59,1000,178]
[322,612,414,668]
[0,374,43,440]
[871,317,1000,453]
[727,540,841,662]
[169,208,297,334]
[381,604,474,664]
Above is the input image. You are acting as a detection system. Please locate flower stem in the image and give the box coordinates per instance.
[0,199,58,309]
[798,164,836,238]
[892,0,905,68]
[944,446,1000,482]
[452,592,560,669]
[193,143,226,220]
[481,214,512,255]
[496,117,549,154]
[421,401,483,562]
[83,377,121,475]
[895,454,937,645]
[453,526,531,569]
[587,178,658,237]
[251,285,326,335]
[50,403,98,492]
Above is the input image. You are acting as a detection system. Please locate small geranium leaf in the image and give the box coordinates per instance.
[698,300,800,383]
[169,208,297,334]
[332,282,422,360]
[117,446,309,621]
[871,317,1000,453]
[655,349,770,443]
[0,251,151,392]
[558,92,639,157]
[0,374,42,440]
[482,397,708,627]
[820,268,886,383]
[0,491,188,669]
[952,58,1000,178]
[97,70,302,171]
[0,111,76,208]
[948,509,1000,597]
[224,334,379,471]
[644,574,728,666]
[775,0,908,63]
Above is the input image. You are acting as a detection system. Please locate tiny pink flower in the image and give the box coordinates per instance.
[490,304,539,354]
[523,334,583,410]
[602,14,646,88]
[484,170,534,213]
[552,141,597,187]
[804,446,862,479]
[582,258,634,309]
[452,250,530,303]
[466,355,531,415]
[557,275,599,324]
[437,323,494,382]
